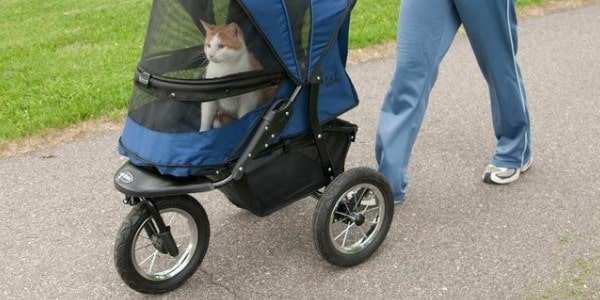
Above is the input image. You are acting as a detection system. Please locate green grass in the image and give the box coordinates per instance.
[350,0,550,48]
[349,0,401,49]
[0,0,556,146]
[0,0,151,144]
[519,0,548,6]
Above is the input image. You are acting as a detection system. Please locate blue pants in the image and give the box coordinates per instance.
[376,0,532,201]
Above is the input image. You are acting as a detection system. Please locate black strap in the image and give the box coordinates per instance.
[309,72,335,184]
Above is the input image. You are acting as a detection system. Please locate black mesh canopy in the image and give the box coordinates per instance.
[140,0,282,78]
[128,0,285,133]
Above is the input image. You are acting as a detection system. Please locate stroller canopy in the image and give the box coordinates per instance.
[240,0,354,83]
[140,0,354,84]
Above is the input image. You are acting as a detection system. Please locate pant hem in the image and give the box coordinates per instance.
[491,155,531,169]
[393,193,406,204]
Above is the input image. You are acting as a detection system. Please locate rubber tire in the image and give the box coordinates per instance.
[114,195,210,294]
[313,167,394,267]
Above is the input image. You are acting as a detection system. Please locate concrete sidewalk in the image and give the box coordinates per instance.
[1,5,599,299]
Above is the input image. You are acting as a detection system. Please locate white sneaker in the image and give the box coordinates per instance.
[483,158,532,185]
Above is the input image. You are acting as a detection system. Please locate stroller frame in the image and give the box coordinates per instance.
[113,0,395,294]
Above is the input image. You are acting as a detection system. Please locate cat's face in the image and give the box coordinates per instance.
[201,21,245,64]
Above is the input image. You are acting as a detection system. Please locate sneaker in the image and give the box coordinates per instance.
[483,158,532,185]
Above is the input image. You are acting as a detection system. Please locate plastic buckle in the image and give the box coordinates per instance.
[138,71,151,88]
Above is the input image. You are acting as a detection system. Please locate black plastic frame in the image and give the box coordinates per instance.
[114,161,215,197]
[135,68,284,103]
[308,72,336,184]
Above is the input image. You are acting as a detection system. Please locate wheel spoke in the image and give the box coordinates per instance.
[135,243,154,251]
[342,201,353,214]
[331,218,345,225]
[334,211,354,220]
[148,251,158,273]
[138,250,157,266]
[360,204,371,213]
[353,187,369,209]
[362,206,379,214]
[342,222,353,247]
[358,226,369,242]
[334,222,354,241]
[166,212,176,226]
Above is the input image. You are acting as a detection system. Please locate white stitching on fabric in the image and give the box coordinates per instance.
[506,0,529,168]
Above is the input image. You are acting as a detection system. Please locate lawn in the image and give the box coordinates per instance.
[0,0,554,146]
[349,0,547,48]
[0,0,151,144]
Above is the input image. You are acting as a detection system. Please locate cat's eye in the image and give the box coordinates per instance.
[218,44,224,49]
[205,43,210,48]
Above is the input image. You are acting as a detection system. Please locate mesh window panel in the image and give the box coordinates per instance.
[128,0,283,133]
[283,0,310,78]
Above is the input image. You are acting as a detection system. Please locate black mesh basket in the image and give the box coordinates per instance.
[214,119,357,216]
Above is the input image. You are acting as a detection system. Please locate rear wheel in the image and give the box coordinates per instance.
[313,168,394,267]
[114,195,209,294]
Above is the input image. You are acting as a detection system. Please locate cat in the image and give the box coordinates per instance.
[199,21,265,132]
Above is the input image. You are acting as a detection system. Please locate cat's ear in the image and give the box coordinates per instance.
[200,20,215,32]
[226,22,242,37]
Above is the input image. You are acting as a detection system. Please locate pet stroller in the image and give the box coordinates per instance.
[113,0,394,294]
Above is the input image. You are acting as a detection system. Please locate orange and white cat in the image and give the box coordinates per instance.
[200,21,263,132]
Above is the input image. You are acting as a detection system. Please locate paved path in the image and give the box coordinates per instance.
[1,5,599,299]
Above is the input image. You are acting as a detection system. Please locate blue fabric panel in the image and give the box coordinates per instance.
[239,0,301,83]
[308,0,351,76]
[316,40,358,121]
[282,39,358,137]
[119,106,263,177]
[119,82,297,177]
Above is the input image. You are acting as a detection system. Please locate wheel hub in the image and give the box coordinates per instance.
[354,213,366,226]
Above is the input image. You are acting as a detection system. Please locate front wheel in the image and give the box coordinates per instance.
[313,167,394,267]
[114,195,210,294]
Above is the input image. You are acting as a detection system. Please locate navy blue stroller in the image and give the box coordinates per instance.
[113,0,394,294]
